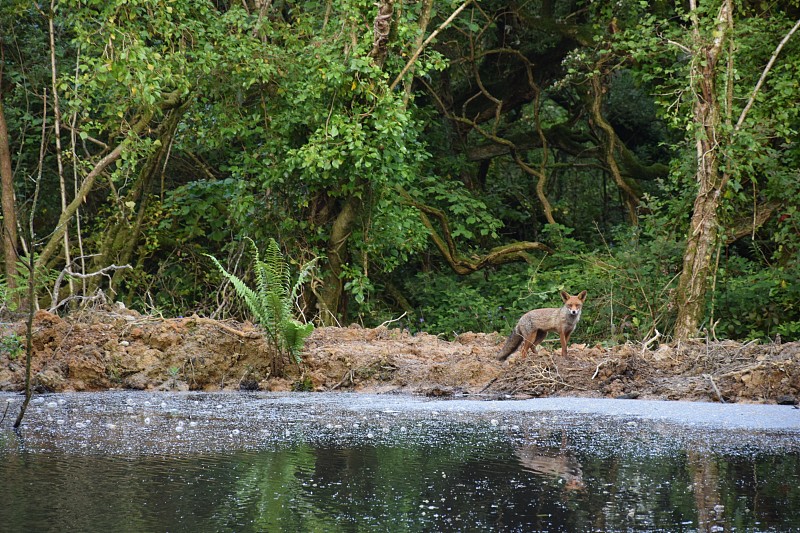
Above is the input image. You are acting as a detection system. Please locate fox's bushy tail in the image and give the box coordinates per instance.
[497,331,522,361]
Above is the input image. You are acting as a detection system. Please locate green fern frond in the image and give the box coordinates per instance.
[206,238,316,363]
[206,253,278,344]
[281,319,315,363]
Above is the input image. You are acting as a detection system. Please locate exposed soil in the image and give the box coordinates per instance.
[1,307,798,405]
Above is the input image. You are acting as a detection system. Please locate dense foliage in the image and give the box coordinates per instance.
[1,0,798,344]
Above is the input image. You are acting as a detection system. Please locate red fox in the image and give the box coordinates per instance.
[497,290,587,360]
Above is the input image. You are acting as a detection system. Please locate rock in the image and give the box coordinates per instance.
[239,378,259,391]
[776,395,798,406]
[156,379,189,392]
[34,369,65,392]
[123,372,150,390]
[423,386,454,397]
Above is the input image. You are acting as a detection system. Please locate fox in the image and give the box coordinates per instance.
[497,290,587,361]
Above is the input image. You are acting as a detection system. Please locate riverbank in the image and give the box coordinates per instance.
[1,307,798,404]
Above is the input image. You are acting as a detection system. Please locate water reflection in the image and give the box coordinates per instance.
[1,392,800,531]
[3,445,799,531]
[514,435,585,491]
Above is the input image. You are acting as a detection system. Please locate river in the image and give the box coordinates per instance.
[2,391,799,531]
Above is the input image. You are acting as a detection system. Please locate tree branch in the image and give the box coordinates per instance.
[589,75,640,225]
[398,188,551,275]
[390,0,472,91]
[36,90,185,269]
[735,18,800,132]
[49,262,132,312]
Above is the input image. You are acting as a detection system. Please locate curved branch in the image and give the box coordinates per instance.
[398,188,551,275]
[727,200,782,244]
[389,0,473,91]
[442,44,558,224]
[589,75,640,225]
[36,90,186,269]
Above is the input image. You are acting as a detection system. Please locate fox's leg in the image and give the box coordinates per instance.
[521,330,547,357]
[519,332,533,357]
[532,330,547,352]
[559,330,570,357]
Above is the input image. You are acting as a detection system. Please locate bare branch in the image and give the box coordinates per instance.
[397,187,551,275]
[735,18,800,132]
[49,262,132,312]
[390,0,472,91]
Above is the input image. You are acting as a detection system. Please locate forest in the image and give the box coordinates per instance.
[1,0,799,346]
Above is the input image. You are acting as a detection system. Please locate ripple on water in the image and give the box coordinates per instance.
[2,391,799,457]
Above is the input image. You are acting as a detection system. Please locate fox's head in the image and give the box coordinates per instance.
[560,290,587,317]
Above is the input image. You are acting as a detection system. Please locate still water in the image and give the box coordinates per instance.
[1,392,799,532]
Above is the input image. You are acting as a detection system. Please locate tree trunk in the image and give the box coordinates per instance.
[673,149,722,339]
[88,103,186,297]
[314,3,398,325]
[0,97,19,302]
[673,1,731,340]
[317,195,360,325]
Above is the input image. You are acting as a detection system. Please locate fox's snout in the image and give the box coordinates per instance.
[568,307,581,316]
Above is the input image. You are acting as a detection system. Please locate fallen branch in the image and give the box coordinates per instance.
[592,357,620,380]
[330,368,355,391]
[479,376,499,394]
[641,329,661,354]
[379,312,407,328]
[49,262,132,312]
[703,373,726,403]
[492,356,580,396]
[182,315,262,339]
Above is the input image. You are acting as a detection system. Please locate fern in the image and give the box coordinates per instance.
[206,238,316,363]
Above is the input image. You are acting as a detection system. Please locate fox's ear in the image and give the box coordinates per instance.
[578,290,587,301]
[560,290,569,302]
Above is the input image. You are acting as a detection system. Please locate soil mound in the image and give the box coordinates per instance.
[1,308,798,404]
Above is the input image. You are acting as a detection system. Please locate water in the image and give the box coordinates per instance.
[2,392,799,532]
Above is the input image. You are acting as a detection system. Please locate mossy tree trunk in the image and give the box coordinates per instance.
[673,1,732,340]
[317,195,361,326]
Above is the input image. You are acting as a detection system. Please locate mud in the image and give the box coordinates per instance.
[1,307,798,404]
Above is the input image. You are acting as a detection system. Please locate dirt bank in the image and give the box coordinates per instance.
[1,308,798,404]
